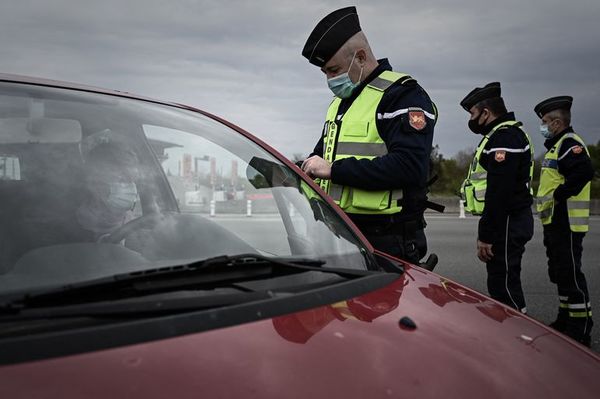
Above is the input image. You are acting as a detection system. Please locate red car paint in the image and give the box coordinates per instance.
[1,265,599,399]
[1,74,599,398]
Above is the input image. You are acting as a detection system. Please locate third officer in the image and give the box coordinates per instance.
[534,96,594,346]
[460,82,534,313]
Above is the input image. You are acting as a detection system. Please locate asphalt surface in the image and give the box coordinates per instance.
[426,215,600,352]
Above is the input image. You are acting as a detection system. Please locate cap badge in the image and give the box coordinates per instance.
[409,111,427,131]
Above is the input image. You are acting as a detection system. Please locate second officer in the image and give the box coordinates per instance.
[460,82,534,313]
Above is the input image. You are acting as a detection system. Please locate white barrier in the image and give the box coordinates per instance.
[459,200,465,219]
[210,200,216,217]
[246,200,252,217]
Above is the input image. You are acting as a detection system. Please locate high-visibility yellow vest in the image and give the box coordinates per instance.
[321,70,429,215]
[460,121,534,215]
[536,132,590,232]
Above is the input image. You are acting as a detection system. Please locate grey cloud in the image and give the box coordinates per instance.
[1,0,599,159]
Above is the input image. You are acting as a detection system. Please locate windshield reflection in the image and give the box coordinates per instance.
[0,81,370,294]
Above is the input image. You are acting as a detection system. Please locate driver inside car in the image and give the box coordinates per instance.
[75,140,139,242]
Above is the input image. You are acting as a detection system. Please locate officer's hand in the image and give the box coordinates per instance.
[301,155,331,179]
[476,240,494,263]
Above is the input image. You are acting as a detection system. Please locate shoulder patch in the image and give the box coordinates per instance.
[494,151,506,162]
[572,145,583,154]
[408,110,427,131]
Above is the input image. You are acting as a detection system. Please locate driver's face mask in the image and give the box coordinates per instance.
[107,182,138,210]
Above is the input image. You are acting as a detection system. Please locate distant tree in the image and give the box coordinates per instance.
[429,146,473,196]
[588,140,600,199]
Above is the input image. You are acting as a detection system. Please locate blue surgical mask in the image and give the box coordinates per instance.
[107,182,138,210]
[540,124,553,139]
[327,52,363,99]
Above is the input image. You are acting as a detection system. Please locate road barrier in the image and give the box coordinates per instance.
[190,197,600,217]
[426,197,600,216]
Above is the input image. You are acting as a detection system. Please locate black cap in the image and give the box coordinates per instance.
[460,82,502,111]
[302,6,361,67]
[534,96,573,119]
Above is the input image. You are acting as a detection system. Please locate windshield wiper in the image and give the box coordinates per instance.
[0,290,275,323]
[0,254,374,314]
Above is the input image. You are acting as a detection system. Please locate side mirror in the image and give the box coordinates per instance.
[246,157,298,189]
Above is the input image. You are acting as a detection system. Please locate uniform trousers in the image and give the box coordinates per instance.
[543,224,593,344]
[486,206,533,313]
[363,227,426,265]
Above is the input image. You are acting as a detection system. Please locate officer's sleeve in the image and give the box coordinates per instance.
[330,85,435,190]
[554,138,595,201]
[478,128,527,243]
[309,135,324,158]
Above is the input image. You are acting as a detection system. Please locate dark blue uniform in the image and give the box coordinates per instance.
[310,59,436,262]
[543,127,595,345]
[477,113,533,312]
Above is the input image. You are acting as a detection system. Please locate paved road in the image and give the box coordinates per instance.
[426,215,599,352]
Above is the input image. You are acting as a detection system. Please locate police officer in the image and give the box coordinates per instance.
[459,82,534,313]
[299,6,437,264]
[534,96,594,346]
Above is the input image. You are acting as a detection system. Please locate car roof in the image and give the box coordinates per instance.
[0,72,196,114]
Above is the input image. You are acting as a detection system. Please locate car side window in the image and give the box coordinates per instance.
[143,124,293,256]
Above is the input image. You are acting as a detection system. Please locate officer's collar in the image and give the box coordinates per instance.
[342,58,392,103]
[484,112,516,134]
[544,126,574,149]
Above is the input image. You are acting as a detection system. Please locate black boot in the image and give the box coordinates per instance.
[549,319,566,333]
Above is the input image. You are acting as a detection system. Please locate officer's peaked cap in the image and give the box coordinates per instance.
[302,6,361,67]
[460,82,502,111]
[534,96,573,119]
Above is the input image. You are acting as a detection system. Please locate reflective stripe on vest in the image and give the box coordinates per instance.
[460,121,534,215]
[536,132,591,232]
[321,70,418,215]
[336,142,388,157]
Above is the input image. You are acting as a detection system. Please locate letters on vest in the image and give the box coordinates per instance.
[536,132,591,232]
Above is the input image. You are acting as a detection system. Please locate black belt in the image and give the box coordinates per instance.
[356,218,424,237]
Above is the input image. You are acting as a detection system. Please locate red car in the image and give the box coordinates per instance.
[0,74,598,398]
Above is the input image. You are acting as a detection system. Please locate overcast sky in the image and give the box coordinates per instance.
[1,0,598,159]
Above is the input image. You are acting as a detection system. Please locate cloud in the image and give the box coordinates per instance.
[1,0,598,158]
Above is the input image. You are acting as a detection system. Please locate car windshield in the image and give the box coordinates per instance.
[0,81,370,294]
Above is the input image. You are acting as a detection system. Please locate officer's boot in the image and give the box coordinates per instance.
[565,318,593,348]
[549,307,569,333]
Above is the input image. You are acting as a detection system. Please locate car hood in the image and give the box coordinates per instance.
[1,266,598,398]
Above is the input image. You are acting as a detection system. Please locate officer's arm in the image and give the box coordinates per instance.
[554,139,594,201]
[330,86,435,190]
[478,130,524,243]
[309,133,325,158]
